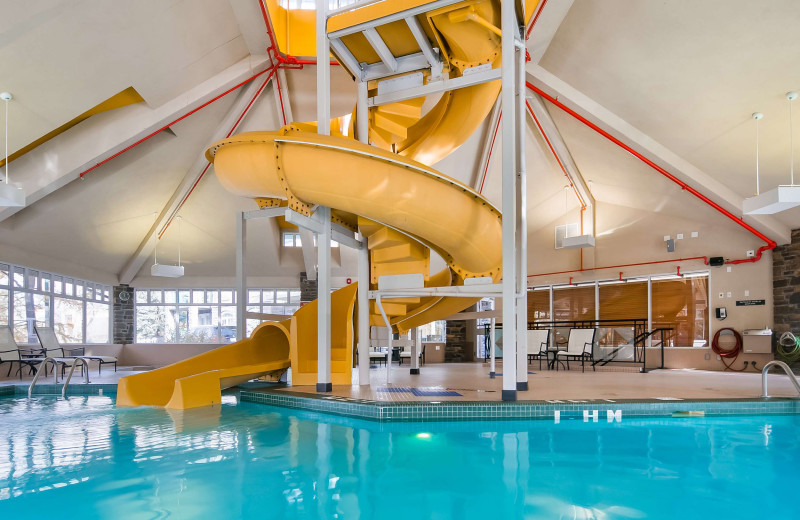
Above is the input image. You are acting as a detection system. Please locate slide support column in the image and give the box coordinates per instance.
[357,242,370,385]
[515,29,528,391]
[501,0,520,401]
[316,0,332,392]
[235,211,246,341]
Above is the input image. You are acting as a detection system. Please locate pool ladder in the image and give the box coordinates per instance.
[761,360,800,398]
[28,357,91,398]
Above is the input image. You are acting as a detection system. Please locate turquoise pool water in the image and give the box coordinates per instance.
[1,395,798,519]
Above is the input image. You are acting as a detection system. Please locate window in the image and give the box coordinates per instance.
[420,320,445,342]
[135,289,236,344]
[528,273,710,348]
[282,232,339,247]
[0,262,111,344]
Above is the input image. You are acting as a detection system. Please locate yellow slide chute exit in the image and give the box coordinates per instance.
[117,0,529,409]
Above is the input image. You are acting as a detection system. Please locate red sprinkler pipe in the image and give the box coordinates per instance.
[529,256,709,279]
[526,0,549,40]
[158,67,278,239]
[525,82,777,264]
[478,113,501,194]
[78,66,275,179]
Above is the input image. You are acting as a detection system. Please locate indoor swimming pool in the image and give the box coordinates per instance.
[1,395,798,519]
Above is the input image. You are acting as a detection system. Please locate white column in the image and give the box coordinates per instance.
[500,0,519,401]
[317,206,332,392]
[410,327,421,374]
[357,242,370,385]
[235,212,246,341]
[357,81,369,143]
[490,314,497,377]
[316,0,330,134]
[316,0,332,392]
[515,34,528,392]
[356,77,371,386]
[647,276,653,348]
[548,285,554,349]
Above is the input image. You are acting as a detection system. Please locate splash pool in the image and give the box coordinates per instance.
[1,395,798,519]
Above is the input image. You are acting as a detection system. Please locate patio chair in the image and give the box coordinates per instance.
[369,347,387,367]
[555,328,596,372]
[399,344,425,366]
[34,325,117,375]
[0,326,40,379]
[526,329,550,369]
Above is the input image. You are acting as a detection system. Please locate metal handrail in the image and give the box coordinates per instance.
[761,360,800,398]
[28,357,58,398]
[62,358,91,397]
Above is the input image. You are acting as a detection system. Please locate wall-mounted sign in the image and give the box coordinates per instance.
[736,299,765,306]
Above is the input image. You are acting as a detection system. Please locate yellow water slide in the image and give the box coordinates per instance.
[117,0,529,409]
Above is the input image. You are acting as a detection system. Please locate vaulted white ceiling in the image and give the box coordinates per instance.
[0,0,798,287]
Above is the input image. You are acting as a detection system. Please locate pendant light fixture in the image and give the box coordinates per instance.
[0,91,25,207]
[743,93,800,215]
[151,214,185,277]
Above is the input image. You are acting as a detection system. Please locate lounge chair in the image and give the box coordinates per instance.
[369,348,388,366]
[527,329,550,369]
[0,326,40,378]
[555,328,596,372]
[399,344,425,366]
[34,325,117,375]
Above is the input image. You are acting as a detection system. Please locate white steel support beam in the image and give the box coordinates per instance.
[405,17,442,78]
[410,327,421,374]
[489,313,496,378]
[500,0,519,401]
[119,76,270,284]
[317,205,332,392]
[515,37,528,392]
[356,81,369,144]
[363,28,399,73]
[369,68,500,106]
[0,56,269,225]
[299,228,317,281]
[357,236,370,385]
[356,77,371,385]
[526,92,596,235]
[527,65,791,244]
[316,0,333,392]
[473,98,501,190]
[330,39,363,80]
[235,212,246,341]
[274,67,293,126]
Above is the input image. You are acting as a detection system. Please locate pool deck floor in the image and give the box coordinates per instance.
[2,362,799,403]
[271,362,800,402]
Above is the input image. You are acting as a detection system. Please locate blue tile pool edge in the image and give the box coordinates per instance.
[1,383,118,396]
[239,390,800,423]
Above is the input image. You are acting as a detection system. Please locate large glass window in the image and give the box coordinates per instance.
[0,263,111,344]
[529,273,709,347]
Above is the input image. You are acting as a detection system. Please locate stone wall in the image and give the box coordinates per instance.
[445,320,466,362]
[113,284,135,344]
[772,229,800,371]
[300,272,317,302]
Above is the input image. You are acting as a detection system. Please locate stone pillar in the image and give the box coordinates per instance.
[445,320,466,362]
[773,229,800,372]
[113,284,135,344]
[300,271,318,303]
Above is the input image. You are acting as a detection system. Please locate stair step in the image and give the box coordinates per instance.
[372,242,428,263]
[369,126,395,148]
[368,226,411,249]
[376,97,424,118]
[373,112,417,139]
[371,259,430,284]
[372,301,408,316]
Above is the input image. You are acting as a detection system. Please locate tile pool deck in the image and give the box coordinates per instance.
[3,362,799,422]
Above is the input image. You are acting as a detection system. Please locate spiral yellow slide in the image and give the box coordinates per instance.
[117,0,531,409]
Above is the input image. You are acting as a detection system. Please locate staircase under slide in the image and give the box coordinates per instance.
[117,0,530,409]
